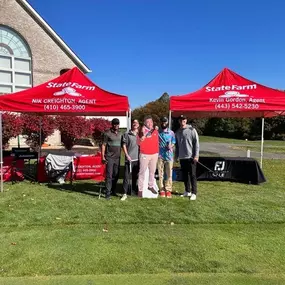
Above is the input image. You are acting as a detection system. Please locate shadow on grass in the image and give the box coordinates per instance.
[42,165,128,198]
[46,180,125,198]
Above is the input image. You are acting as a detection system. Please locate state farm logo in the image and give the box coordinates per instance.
[219,91,249,98]
[208,83,265,104]
[53,87,82,97]
[47,82,95,97]
[206,84,257,92]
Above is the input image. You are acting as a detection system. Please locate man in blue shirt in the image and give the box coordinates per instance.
[158,117,176,198]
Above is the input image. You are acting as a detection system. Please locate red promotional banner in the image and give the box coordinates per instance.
[170,68,285,118]
[0,67,129,116]
[73,156,105,181]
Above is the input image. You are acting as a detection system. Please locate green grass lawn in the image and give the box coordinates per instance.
[200,135,285,147]
[230,145,285,154]
[0,160,285,284]
[200,136,285,154]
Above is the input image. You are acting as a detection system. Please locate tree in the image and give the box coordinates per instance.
[203,118,252,139]
[132,92,170,126]
[56,116,92,150]
[89,118,111,146]
[21,115,56,150]
[171,117,208,134]
[2,112,23,148]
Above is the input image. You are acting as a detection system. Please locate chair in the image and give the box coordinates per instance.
[45,160,73,185]
[10,148,38,183]
[44,154,74,185]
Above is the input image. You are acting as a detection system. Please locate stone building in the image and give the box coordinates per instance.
[0,0,91,146]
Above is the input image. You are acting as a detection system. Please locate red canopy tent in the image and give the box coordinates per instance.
[0,67,130,192]
[170,68,285,167]
[0,67,129,116]
[170,68,285,118]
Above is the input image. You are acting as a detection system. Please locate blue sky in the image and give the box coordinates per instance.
[29,0,285,108]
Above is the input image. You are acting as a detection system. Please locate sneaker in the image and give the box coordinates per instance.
[148,187,158,194]
[138,191,143,198]
[121,194,127,201]
[160,191,166,197]
[166,191,172,198]
[190,194,196,201]
[180,191,191,197]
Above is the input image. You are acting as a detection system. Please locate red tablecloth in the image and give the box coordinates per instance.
[1,156,25,182]
[37,155,105,183]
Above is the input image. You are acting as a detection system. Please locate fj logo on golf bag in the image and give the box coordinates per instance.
[214,161,225,171]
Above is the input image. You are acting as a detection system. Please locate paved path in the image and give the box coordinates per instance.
[200,142,285,159]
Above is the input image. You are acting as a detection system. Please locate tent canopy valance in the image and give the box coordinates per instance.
[0,67,130,116]
[170,68,285,118]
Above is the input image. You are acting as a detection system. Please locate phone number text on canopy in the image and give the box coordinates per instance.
[44,105,86,111]
[215,103,260,110]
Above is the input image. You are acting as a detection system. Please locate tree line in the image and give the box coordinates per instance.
[132,92,285,140]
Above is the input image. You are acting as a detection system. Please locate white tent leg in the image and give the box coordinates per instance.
[126,111,129,131]
[260,117,264,168]
[129,109,132,131]
[169,110,172,129]
[0,112,3,193]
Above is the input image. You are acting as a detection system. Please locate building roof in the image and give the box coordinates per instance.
[17,0,91,73]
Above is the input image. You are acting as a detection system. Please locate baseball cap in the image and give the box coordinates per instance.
[160,116,168,123]
[178,115,187,120]
[111,118,120,125]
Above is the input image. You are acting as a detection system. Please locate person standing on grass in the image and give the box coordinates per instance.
[175,115,199,201]
[137,115,159,197]
[158,117,176,198]
[121,119,140,201]
[101,118,122,200]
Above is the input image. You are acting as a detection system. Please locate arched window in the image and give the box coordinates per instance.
[0,25,32,94]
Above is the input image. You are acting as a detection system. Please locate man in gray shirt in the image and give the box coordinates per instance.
[121,119,140,200]
[175,115,200,200]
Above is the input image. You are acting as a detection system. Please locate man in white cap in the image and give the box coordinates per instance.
[175,115,199,200]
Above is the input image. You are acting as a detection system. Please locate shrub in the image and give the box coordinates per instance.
[56,116,92,150]
[2,112,23,148]
[89,118,111,146]
[21,114,56,151]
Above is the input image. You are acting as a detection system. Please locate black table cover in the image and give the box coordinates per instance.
[174,157,266,185]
